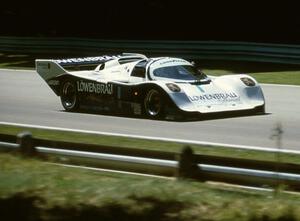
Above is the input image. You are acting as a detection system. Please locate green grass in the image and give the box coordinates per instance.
[250,72,300,85]
[1,124,300,165]
[203,69,300,85]
[1,153,300,221]
[198,60,300,85]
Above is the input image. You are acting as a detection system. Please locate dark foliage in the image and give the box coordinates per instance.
[0,191,297,221]
[0,192,187,221]
[1,1,300,43]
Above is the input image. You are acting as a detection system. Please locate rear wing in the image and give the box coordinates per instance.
[36,53,147,81]
[35,55,121,81]
[35,59,66,83]
[35,53,147,95]
[53,55,121,67]
[47,53,146,68]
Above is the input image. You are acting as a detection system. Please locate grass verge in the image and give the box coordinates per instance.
[1,124,300,165]
[197,60,300,85]
[203,69,300,85]
[1,153,300,221]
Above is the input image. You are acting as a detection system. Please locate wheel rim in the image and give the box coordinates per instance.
[62,82,76,109]
[145,90,161,116]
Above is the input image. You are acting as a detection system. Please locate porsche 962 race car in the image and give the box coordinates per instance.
[36,53,265,119]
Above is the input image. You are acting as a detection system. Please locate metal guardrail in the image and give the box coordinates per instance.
[1,121,300,155]
[1,36,300,64]
[1,131,300,191]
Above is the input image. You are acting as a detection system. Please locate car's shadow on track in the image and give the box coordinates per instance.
[59,108,271,122]
[175,112,271,122]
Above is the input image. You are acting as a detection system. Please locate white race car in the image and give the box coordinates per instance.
[36,53,265,119]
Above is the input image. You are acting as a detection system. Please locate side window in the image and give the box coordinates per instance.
[131,66,146,78]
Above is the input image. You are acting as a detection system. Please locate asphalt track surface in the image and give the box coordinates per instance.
[0,69,299,150]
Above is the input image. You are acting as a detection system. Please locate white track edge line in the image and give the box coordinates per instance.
[261,83,300,88]
[1,121,299,154]
[0,68,35,73]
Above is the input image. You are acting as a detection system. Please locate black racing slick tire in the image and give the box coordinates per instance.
[144,89,165,119]
[60,81,79,112]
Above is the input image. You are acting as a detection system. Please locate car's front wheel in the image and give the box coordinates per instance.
[144,89,165,119]
[60,81,79,111]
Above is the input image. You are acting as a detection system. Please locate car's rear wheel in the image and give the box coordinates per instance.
[144,89,165,119]
[60,81,79,111]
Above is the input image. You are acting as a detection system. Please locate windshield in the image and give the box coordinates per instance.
[152,65,207,81]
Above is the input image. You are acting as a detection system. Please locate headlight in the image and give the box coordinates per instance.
[241,77,256,86]
[166,83,181,92]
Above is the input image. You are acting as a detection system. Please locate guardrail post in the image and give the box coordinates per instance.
[17,131,36,156]
[178,146,201,180]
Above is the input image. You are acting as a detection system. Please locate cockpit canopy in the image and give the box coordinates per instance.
[152,65,207,81]
[149,58,207,81]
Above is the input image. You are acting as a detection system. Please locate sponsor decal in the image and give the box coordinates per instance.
[55,55,121,65]
[188,92,239,102]
[77,81,113,95]
[47,80,59,86]
[158,59,187,65]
